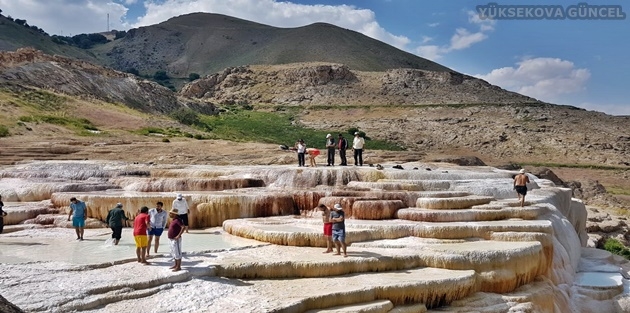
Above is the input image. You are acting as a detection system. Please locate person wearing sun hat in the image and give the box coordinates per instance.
[513,169,530,207]
[172,193,190,233]
[330,203,347,257]
[167,208,185,272]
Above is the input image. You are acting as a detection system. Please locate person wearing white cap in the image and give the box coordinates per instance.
[172,194,190,233]
[352,132,365,166]
[325,133,336,166]
[330,203,347,257]
[105,202,129,245]
[513,169,530,207]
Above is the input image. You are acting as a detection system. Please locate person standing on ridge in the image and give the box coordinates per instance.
[325,134,336,166]
[295,139,306,167]
[514,169,531,207]
[105,203,129,245]
[337,133,348,166]
[67,197,87,240]
[352,132,365,166]
[172,194,190,233]
[147,201,168,257]
[0,194,7,234]
[330,203,347,257]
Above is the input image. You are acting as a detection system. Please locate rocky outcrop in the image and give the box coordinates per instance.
[0,295,24,313]
[432,156,487,166]
[178,63,541,106]
[0,48,216,114]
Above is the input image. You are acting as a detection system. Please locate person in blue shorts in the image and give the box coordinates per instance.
[67,197,87,240]
[330,203,347,257]
[147,201,168,257]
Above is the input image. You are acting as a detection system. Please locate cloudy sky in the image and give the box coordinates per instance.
[0,0,628,115]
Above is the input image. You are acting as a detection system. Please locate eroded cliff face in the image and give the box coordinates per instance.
[0,48,215,114]
[179,63,539,106]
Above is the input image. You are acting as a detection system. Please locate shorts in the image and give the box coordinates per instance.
[323,222,333,236]
[148,228,164,236]
[134,235,148,248]
[72,217,85,228]
[180,213,189,227]
[111,226,123,240]
[515,185,528,196]
[169,237,182,260]
[332,229,345,243]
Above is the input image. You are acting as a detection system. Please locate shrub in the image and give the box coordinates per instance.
[193,134,204,140]
[170,108,200,126]
[153,70,169,81]
[603,238,630,260]
[162,138,170,143]
[188,73,200,81]
[0,125,9,137]
[126,68,139,76]
[183,133,193,138]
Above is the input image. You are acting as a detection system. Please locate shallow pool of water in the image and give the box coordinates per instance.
[0,227,264,265]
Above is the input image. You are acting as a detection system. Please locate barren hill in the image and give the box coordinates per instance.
[89,13,451,78]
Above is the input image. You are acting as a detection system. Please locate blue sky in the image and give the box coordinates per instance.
[0,0,628,115]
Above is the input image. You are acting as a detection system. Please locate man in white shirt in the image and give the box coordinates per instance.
[352,132,365,166]
[147,201,168,256]
[172,194,190,233]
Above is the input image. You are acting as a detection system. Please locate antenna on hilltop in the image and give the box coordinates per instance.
[107,13,110,32]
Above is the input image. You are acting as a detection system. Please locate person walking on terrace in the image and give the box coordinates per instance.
[330,203,347,257]
[133,206,151,264]
[172,194,190,233]
[67,197,87,240]
[147,201,168,257]
[168,208,185,272]
[352,132,365,166]
[317,204,333,253]
[337,133,348,166]
[105,203,129,245]
[514,169,530,207]
[325,134,336,166]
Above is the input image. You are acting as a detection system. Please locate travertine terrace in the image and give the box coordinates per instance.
[1,160,630,312]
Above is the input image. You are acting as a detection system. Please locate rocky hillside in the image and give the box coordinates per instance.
[89,13,451,78]
[0,48,214,114]
[180,63,539,106]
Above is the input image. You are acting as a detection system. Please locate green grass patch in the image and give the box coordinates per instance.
[9,89,67,111]
[603,238,630,260]
[197,110,403,150]
[18,114,99,134]
[136,126,189,138]
[606,187,630,196]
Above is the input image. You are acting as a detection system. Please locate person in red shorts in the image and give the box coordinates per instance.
[133,206,151,264]
[306,148,320,167]
[317,204,333,253]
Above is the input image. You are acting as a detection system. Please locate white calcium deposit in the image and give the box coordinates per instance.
[1,161,630,313]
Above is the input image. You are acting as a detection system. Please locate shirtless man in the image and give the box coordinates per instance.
[514,169,530,207]
[317,204,333,253]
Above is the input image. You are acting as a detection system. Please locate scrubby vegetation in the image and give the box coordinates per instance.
[18,115,99,135]
[603,238,630,260]
[0,124,9,137]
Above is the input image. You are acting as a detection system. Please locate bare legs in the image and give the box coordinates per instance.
[334,240,347,257]
[75,227,84,240]
[323,236,333,253]
[170,259,181,271]
[136,246,149,264]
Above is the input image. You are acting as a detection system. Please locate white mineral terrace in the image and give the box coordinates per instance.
[1,160,630,313]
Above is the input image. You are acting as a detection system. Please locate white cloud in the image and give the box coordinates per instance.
[124,0,137,4]
[0,0,128,35]
[415,10,494,61]
[420,36,433,44]
[427,22,440,27]
[474,57,591,102]
[133,0,410,50]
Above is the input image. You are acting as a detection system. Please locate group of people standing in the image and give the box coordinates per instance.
[295,132,365,167]
[66,194,191,272]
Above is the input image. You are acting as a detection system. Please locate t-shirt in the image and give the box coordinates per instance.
[353,136,365,149]
[70,200,87,218]
[338,138,348,150]
[106,207,128,227]
[168,217,184,239]
[330,210,345,230]
[133,213,150,236]
[326,138,336,150]
[296,143,306,153]
[148,208,168,228]
[172,198,189,215]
